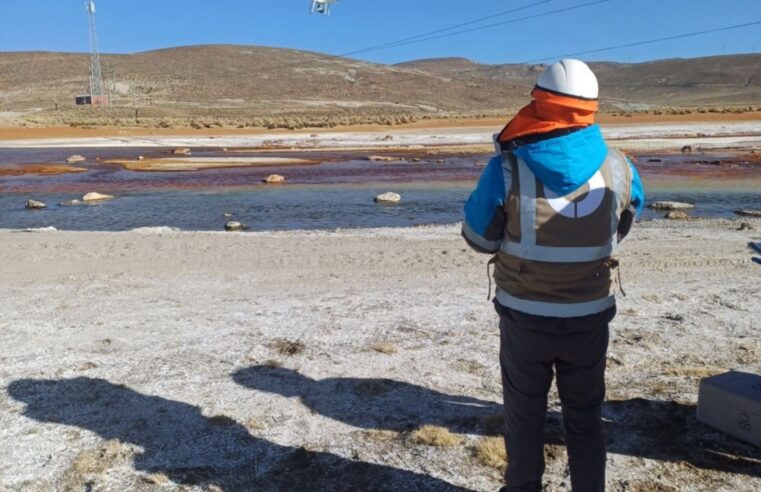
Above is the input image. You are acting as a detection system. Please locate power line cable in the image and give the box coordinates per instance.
[247,0,605,76]
[335,0,555,59]
[340,0,611,58]
[522,19,761,62]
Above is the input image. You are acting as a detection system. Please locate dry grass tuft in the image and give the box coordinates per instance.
[67,440,133,478]
[409,425,462,447]
[457,359,486,375]
[363,429,400,442]
[370,342,397,355]
[662,366,725,378]
[245,418,266,432]
[142,473,170,485]
[271,338,306,356]
[622,479,678,492]
[474,437,508,470]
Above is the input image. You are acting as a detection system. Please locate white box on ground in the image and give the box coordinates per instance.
[697,371,761,448]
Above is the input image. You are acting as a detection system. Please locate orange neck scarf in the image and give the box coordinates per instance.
[498,88,598,144]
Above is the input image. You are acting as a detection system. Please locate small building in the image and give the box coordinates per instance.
[75,95,110,106]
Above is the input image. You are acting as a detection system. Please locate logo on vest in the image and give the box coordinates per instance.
[544,171,605,219]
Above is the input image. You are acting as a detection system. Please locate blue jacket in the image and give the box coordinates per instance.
[463,125,645,253]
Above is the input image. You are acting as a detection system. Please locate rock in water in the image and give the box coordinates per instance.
[25,200,46,210]
[66,155,86,164]
[664,211,690,220]
[82,192,115,202]
[374,192,401,204]
[650,201,695,210]
[225,221,247,231]
[735,209,761,218]
[60,199,82,206]
[130,226,180,234]
[367,155,398,162]
[173,148,191,155]
[263,174,286,184]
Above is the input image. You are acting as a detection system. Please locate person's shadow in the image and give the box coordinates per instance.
[233,365,503,435]
[7,377,471,491]
[234,365,761,478]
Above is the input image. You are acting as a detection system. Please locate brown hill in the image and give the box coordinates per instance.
[400,54,761,107]
[0,45,759,128]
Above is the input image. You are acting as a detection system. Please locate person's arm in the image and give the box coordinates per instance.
[618,158,645,242]
[628,159,645,216]
[462,155,507,254]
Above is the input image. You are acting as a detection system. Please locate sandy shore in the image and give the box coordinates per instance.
[1,219,760,491]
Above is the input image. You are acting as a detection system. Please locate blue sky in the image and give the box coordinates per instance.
[1,0,760,64]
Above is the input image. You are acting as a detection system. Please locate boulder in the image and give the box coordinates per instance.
[738,222,754,231]
[137,155,145,161]
[225,221,247,232]
[681,145,693,153]
[374,192,401,204]
[367,155,397,162]
[664,211,690,220]
[650,201,695,210]
[263,174,286,184]
[82,192,115,202]
[735,209,761,218]
[66,155,86,164]
[173,148,191,155]
[25,200,46,210]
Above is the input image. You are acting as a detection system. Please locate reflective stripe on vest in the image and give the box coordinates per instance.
[499,150,631,264]
[495,290,616,318]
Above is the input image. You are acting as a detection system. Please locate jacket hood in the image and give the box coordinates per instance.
[513,124,608,196]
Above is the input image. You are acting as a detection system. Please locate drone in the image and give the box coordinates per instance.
[311,0,338,15]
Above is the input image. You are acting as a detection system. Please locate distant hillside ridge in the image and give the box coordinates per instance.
[1,45,759,127]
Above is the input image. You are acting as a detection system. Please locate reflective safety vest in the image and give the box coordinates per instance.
[493,148,632,317]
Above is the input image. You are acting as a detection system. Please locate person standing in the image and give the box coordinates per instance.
[462,59,645,491]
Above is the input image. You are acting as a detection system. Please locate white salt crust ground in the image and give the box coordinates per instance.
[0,219,760,491]
[1,121,760,151]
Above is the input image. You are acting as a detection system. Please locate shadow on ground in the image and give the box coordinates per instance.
[233,365,502,435]
[7,377,471,492]
[234,365,761,478]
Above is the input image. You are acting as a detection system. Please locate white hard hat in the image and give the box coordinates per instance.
[536,59,598,100]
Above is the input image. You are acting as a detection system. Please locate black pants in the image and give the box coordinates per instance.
[497,302,614,492]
